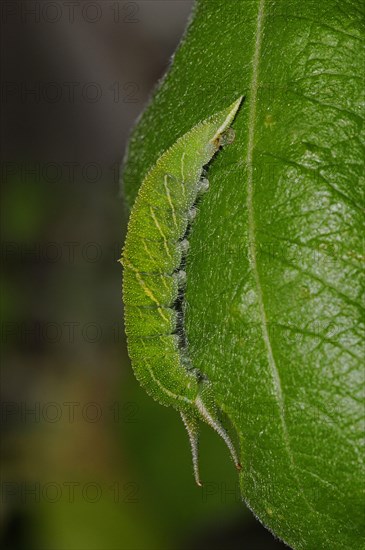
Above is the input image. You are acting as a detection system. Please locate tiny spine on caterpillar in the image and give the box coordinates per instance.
[121,96,243,486]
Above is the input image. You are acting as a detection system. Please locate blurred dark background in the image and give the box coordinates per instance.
[1,1,287,549]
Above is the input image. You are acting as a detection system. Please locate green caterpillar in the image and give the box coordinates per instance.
[121,97,243,485]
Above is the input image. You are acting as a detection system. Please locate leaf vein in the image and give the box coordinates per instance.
[245,0,316,516]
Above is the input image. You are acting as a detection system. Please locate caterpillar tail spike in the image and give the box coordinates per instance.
[195,381,241,473]
[180,411,202,487]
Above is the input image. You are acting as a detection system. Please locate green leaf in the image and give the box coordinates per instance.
[121,1,365,548]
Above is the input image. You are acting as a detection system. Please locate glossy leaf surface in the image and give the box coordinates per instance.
[122,1,365,548]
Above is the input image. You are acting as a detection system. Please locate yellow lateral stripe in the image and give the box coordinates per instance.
[160,274,170,291]
[142,239,158,265]
[164,175,178,229]
[125,255,170,293]
[124,259,169,323]
[135,272,170,323]
[149,206,173,260]
[148,364,193,404]
[180,151,186,180]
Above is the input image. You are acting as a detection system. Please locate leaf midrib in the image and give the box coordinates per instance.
[245,0,316,515]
